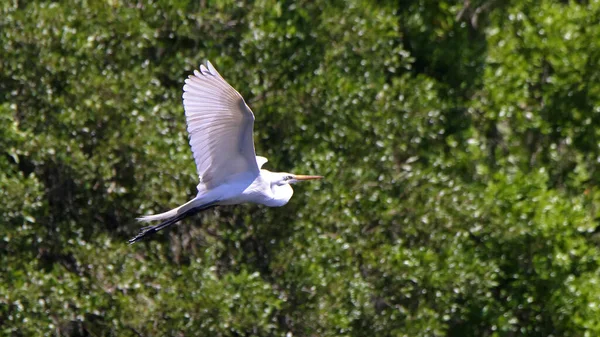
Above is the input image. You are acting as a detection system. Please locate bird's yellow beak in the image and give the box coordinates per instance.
[294,175,323,181]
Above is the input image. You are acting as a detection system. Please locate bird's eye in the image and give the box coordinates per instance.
[285,175,293,181]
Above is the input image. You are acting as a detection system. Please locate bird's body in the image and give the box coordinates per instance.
[210,171,294,207]
[129,61,321,244]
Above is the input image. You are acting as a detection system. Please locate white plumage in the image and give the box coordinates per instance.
[130,61,322,244]
[183,62,257,189]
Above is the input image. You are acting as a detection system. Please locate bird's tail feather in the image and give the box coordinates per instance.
[129,199,219,244]
[136,198,200,222]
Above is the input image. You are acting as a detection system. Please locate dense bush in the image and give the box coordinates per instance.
[2,0,600,336]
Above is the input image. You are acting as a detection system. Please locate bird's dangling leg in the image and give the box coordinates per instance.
[128,202,218,244]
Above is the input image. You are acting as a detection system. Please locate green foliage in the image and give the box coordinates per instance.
[2,0,600,336]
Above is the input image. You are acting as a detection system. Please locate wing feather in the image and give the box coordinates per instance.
[182,61,259,189]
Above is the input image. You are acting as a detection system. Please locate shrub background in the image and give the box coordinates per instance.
[2,0,600,336]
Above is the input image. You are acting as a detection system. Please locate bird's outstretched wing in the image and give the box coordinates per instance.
[182,61,259,189]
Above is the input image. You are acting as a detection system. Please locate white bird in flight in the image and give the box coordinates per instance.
[129,61,322,244]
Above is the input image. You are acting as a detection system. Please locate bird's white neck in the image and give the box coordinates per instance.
[260,170,294,207]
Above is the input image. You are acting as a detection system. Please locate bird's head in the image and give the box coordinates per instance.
[274,172,323,185]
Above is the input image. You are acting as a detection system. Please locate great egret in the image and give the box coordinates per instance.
[129,61,322,244]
